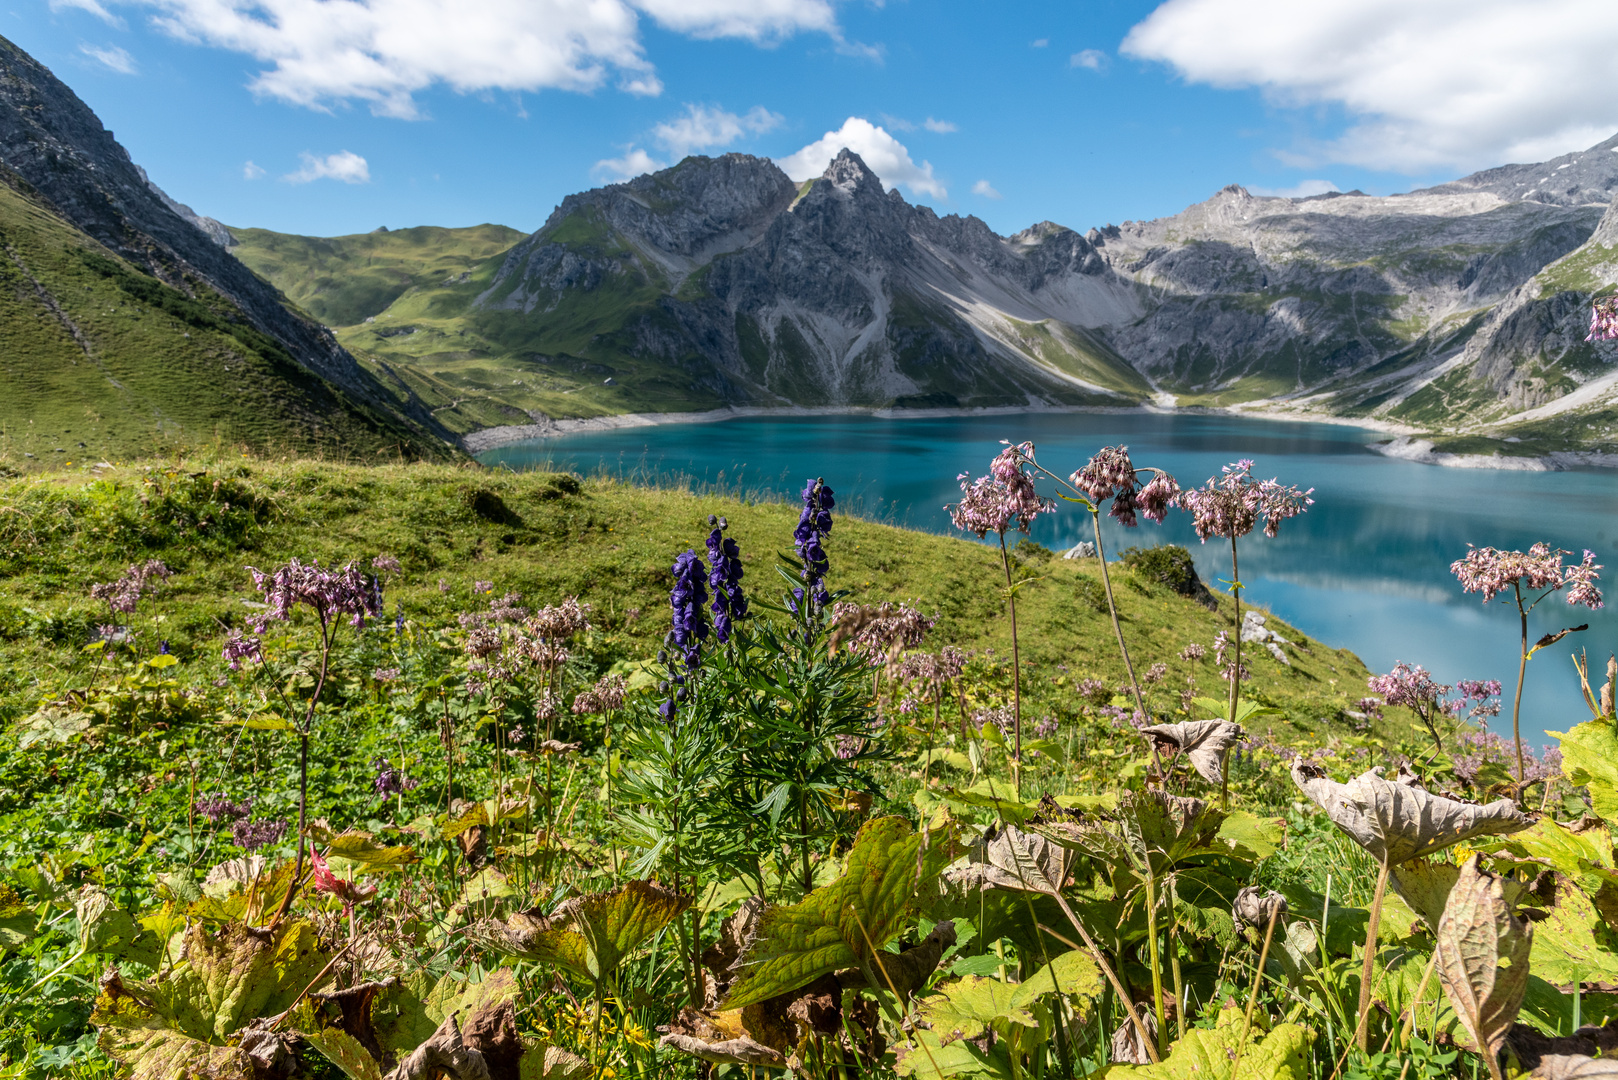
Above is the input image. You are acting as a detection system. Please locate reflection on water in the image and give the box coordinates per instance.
[481,412,1618,747]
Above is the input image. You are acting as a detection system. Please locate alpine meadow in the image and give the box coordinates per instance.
[6,14,1618,1080]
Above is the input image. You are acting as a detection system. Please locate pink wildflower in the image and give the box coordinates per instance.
[1176,460,1313,542]
[1450,543,1603,609]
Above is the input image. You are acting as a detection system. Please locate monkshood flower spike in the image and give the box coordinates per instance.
[795,478,835,611]
[705,514,746,643]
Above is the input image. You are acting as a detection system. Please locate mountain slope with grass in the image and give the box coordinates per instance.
[0,34,458,466]
[226,223,527,329]
[0,457,1374,741]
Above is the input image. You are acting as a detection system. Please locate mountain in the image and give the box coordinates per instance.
[0,34,457,465]
[305,143,1615,458]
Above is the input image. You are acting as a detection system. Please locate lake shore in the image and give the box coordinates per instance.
[462,403,1618,471]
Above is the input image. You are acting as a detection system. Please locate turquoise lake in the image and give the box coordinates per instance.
[480,411,1618,749]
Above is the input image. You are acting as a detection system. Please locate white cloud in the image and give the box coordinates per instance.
[1030,37,1048,48]
[776,117,946,200]
[922,117,956,134]
[80,42,137,73]
[593,147,665,181]
[284,150,370,184]
[1070,49,1108,71]
[1121,0,1618,173]
[1249,178,1339,198]
[652,104,783,158]
[971,179,1002,199]
[50,0,122,25]
[120,0,839,118]
[242,160,266,179]
[632,0,835,41]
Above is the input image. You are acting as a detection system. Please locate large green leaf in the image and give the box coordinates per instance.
[1008,948,1103,1011]
[1475,818,1618,902]
[324,831,419,876]
[1216,811,1285,860]
[916,976,1037,1045]
[143,920,329,1042]
[895,1027,1017,1079]
[94,990,255,1080]
[1526,874,1618,986]
[724,816,958,1009]
[1557,720,1618,822]
[1100,1007,1312,1079]
[299,1026,384,1080]
[484,881,688,986]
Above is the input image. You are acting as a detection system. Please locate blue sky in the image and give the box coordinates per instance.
[11,0,1618,238]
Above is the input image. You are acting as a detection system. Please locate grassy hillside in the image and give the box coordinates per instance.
[0,175,455,469]
[227,223,526,328]
[0,457,1381,746]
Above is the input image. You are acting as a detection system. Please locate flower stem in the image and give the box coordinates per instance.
[1512,582,1528,787]
[998,531,1022,799]
[1091,510,1148,721]
[272,618,333,928]
[1229,903,1280,1080]
[1228,536,1241,730]
[1354,860,1391,1053]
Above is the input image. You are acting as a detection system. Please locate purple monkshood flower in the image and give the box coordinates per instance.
[1070,445,1180,527]
[669,550,710,669]
[1450,543,1604,609]
[371,757,418,798]
[1176,460,1313,543]
[159,640,170,655]
[244,558,384,633]
[705,515,747,643]
[795,478,836,611]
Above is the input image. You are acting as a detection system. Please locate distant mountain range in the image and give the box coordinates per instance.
[235,139,1618,461]
[2,31,1614,466]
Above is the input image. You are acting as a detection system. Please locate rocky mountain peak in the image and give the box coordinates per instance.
[819,149,887,198]
[1418,130,1618,207]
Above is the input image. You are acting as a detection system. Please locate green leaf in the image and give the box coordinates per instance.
[519,1043,593,1079]
[324,831,418,875]
[1008,948,1103,1011]
[1191,697,1282,726]
[724,816,959,1008]
[299,1026,384,1080]
[944,781,1037,824]
[1217,811,1285,860]
[895,1026,1017,1079]
[94,989,255,1080]
[1557,720,1618,821]
[1021,738,1067,765]
[483,882,689,986]
[149,920,329,1041]
[1474,817,1618,901]
[216,714,295,731]
[146,654,179,669]
[425,967,519,1024]
[16,704,92,749]
[1100,1007,1313,1079]
[1524,872,1618,986]
[916,976,1036,1044]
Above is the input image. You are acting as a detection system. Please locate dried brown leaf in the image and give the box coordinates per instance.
[1436,856,1533,1071]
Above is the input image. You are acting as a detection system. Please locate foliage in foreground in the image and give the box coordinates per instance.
[0,452,1608,1080]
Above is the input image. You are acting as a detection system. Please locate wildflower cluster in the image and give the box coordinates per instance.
[705,515,747,642]
[572,673,627,715]
[795,478,835,610]
[371,757,418,797]
[1450,543,1604,609]
[1452,730,1562,787]
[90,559,173,616]
[1213,631,1248,684]
[831,601,935,662]
[1587,294,1618,342]
[668,550,709,670]
[221,629,263,671]
[947,443,1053,538]
[246,558,383,632]
[1177,459,1314,542]
[193,795,286,851]
[1070,445,1180,526]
